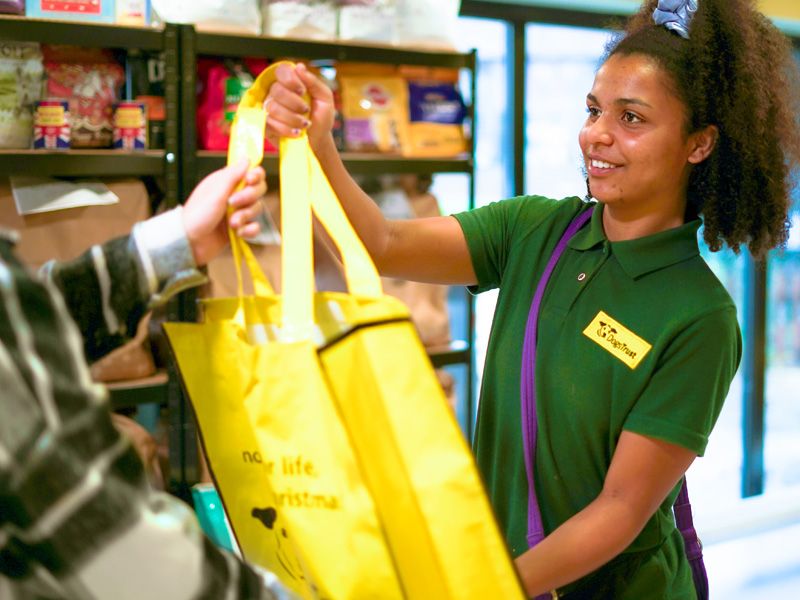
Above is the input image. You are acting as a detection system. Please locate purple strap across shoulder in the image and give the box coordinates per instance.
[519,203,708,600]
[520,205,593,551]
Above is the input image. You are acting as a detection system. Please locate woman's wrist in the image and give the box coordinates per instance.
[310,132,340,162]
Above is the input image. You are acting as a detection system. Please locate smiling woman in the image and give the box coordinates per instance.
[262,0,800,598]
[579,52,719,240]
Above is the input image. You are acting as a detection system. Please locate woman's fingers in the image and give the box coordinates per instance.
[264,96,310,137]
[296,62,332,102]
[265,63,334,143]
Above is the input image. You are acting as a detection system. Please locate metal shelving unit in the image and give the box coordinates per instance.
[0,15,164,50]
[0,18,181,204]
[0,16,478,494]
[0,149,169,177]
[194,31,474,68]
[195,151,474,179]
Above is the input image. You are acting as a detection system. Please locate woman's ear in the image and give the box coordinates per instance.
[687,125,719,164]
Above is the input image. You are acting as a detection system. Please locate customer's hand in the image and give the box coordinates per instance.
[182,159,267,266]
[264,62,335,152]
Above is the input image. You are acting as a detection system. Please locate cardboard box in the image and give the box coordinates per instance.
[25,0,116,23]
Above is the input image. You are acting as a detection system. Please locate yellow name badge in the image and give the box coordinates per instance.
[582,310,652,370]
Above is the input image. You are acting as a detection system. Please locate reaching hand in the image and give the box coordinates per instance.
[264,62,335,151]
[182,159,267,266]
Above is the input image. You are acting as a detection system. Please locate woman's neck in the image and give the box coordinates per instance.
[601,202,688,242]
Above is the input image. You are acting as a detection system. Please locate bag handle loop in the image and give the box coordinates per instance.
[226,61,382,340]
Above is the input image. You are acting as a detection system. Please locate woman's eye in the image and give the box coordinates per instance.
[586,106,600,118]
[622,111,642,124]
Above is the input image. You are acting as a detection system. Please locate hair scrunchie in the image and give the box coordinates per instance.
[653,0,698,39]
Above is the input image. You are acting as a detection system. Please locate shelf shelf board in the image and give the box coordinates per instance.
[0,15,164,50]
[195,151,472,176]
[107,371,169,409]
[0,149,167,177]
[195,31,473,68]
[428,340,470,368]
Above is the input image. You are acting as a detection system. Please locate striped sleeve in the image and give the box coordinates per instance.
[43,207,206,363]
[0,226,293,599]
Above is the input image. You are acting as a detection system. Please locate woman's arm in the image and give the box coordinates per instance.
[266,63,477,286]
[514,431,696,597]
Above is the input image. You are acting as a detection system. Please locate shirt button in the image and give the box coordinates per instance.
[577,273,586,282]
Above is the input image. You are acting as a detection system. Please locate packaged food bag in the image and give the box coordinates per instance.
[0,42,43,149]
[339,66,410,153]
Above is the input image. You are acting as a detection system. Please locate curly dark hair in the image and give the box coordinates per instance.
[605,0,800,257]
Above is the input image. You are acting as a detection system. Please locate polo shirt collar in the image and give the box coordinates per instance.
[568,202,701,279]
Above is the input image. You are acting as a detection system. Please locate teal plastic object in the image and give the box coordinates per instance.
[192,483,238,554]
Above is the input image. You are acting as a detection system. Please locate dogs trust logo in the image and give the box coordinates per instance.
[583,310,652,369]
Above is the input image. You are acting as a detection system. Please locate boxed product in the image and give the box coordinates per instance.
[337,0,396,44]
[401,66,467,157]
[25,0,116,23]
[261,0,337,40]
[42,45,125,148]
[338,64,410,154]
[0,42,43,149]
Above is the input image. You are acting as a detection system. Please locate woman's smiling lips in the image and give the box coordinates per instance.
[587,155,621,175]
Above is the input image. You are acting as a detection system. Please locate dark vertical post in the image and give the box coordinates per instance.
[467,49,478,440]
[162,23,187,499]
[163,24,181,209]
[742,256,767,497]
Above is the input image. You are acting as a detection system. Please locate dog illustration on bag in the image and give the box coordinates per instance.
[251,506,306,583]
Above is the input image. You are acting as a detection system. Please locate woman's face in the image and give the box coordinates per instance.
[579,53,698,216]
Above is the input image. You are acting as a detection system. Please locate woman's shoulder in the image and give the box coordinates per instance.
[471,194,587,229]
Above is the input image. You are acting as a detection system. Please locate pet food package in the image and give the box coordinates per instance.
[26,0,116,23]
[402,66,467,157]
[394,0,459,50]
[151,0,260,34]
[338,65,410,154]
[42,45,124,148]
[0,0,24,15]
[261,0,337,40]
[0,42,43,149]
[337,0,396,44]
[196,58,277,152]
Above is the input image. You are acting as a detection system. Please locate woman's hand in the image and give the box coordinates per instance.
[182,159,267,266]
[264,62,335,152]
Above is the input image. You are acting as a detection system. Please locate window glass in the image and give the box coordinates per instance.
[764,179,800,495]
[524,24,610,198]
[430,17,513,433]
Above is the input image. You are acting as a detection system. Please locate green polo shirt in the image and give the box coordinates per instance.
[454,196,741,598]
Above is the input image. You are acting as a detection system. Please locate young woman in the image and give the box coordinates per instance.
[263,0,800,597]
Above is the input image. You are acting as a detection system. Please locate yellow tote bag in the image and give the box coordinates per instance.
[165,62,524,599]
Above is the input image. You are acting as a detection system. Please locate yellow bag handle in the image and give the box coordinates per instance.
[226,61,383,340]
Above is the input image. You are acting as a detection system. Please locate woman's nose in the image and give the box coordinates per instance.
[585,115,613,146]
